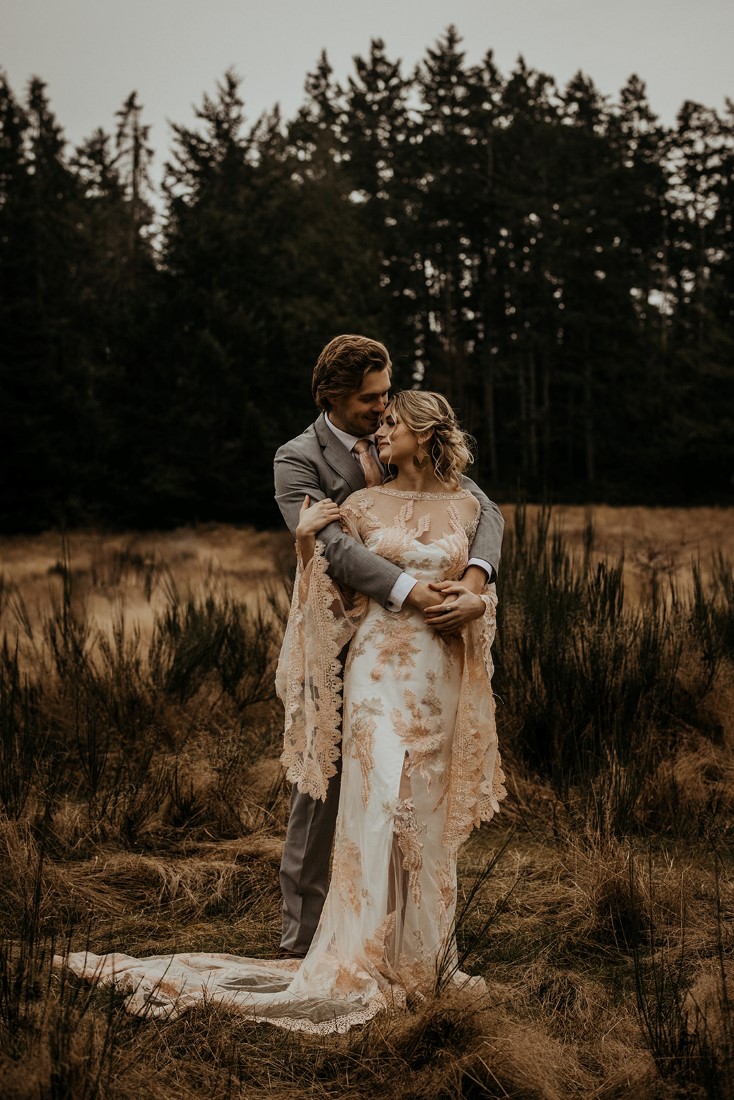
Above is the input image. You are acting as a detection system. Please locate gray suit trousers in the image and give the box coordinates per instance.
[279,752,342,954]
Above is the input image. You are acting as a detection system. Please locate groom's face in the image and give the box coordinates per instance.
[329,367,391,438]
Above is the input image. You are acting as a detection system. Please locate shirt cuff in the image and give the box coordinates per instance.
[386,572,418,612]
[467,557,495,583]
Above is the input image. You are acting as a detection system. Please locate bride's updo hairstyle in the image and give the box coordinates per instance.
[387,391,475,488]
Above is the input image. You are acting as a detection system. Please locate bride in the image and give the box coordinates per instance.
[61,391,505,1033]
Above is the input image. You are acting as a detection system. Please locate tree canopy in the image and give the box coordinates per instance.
[1,30,732,531]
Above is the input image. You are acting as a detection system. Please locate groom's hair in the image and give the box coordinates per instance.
[312,335,391,411]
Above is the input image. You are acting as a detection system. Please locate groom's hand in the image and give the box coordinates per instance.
[405,582,438,612]
[424,581,485,635]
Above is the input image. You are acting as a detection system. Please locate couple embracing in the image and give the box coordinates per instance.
[63,334,506,1033]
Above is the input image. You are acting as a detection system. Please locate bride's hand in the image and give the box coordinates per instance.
[423,581,486,635]
[296,495,341,539]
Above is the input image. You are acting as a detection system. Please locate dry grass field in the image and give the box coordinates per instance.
[2,503,732,610]
[0,506,732,1099]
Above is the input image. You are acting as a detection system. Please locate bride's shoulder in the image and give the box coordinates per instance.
[341,488,378,516]
[340,489,380,536]
[342,487,372,507]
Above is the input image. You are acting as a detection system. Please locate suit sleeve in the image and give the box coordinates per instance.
[460,474,504,577]
[274,443,403,607]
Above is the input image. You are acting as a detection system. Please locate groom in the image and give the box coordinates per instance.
[273,333,504,956]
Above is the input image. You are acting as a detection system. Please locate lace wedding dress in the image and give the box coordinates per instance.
[61,486,505,1033]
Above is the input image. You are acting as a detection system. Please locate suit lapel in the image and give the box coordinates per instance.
[314,414,365,494]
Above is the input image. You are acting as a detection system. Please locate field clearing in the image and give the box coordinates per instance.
[2,504,732,616]
[0,505,732,1099]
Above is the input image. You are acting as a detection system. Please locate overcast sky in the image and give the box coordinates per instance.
[4,0,733,166]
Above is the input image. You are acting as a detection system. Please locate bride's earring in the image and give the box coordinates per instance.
[412,439,430,470]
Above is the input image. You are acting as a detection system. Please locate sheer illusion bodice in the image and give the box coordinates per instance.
[60,486,505,1032]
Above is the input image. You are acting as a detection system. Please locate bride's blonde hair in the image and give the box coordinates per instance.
[387,391,474,487]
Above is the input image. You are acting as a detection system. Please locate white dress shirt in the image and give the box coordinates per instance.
[324,414,492,611]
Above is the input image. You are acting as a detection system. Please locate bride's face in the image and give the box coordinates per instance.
[375,409,422,467]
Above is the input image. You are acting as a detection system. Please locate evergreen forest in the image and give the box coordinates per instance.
[1,28,733,532]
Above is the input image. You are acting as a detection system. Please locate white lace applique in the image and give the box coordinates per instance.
[340,490,381,541]
[421,670,443,718]
[371,499,428,564]
[464,509,480,546]
[378,615,422,680]
[395,955,436,1001]
[364,912,398,982]
[389,798,425,908]
[435,858,456,937]
[332,832,363,915]
[348,696,382,806]
[391,691,445,788]
[430,500,478,580]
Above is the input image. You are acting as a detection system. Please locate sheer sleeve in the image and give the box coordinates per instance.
[339,491,379,544]
[276,503,369,801]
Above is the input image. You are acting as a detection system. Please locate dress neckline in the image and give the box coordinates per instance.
[374,485,470,500]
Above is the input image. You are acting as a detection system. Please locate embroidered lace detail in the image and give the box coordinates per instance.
[435,858,456,937]
[375,486,472,500]
[364,912,398,980]
[260,994,390,1035]
[465,510,480,545]
[433,502,475,579]
[276,541,365,801]
[372,526,416,566]
[333,833,363,914]
[396,955,436,1000]
[351,613,421,681]
[340,491,381,539]
[421,670,443,717]
[391,798,425,907]
[396,498,430,539]
[391,692,445,787]
[442,589,506,853]
[349,697,382,806]
[370,496,438,563]
[365,494,480,578]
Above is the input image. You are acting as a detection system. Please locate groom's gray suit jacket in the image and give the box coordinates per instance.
[274,413,504,601]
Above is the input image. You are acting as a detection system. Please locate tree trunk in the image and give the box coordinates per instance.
[528,347,538,479]
[583,325,595,484]
[483,362,498,482]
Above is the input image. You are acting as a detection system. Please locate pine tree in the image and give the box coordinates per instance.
[340,39,414,373]
[0,74,34,528]
[665,100,734,496]
[411,27,479,405]
[481,56,562,487]
[158,70,259,521]
[0,76,93,528]
[71,93,161,522]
